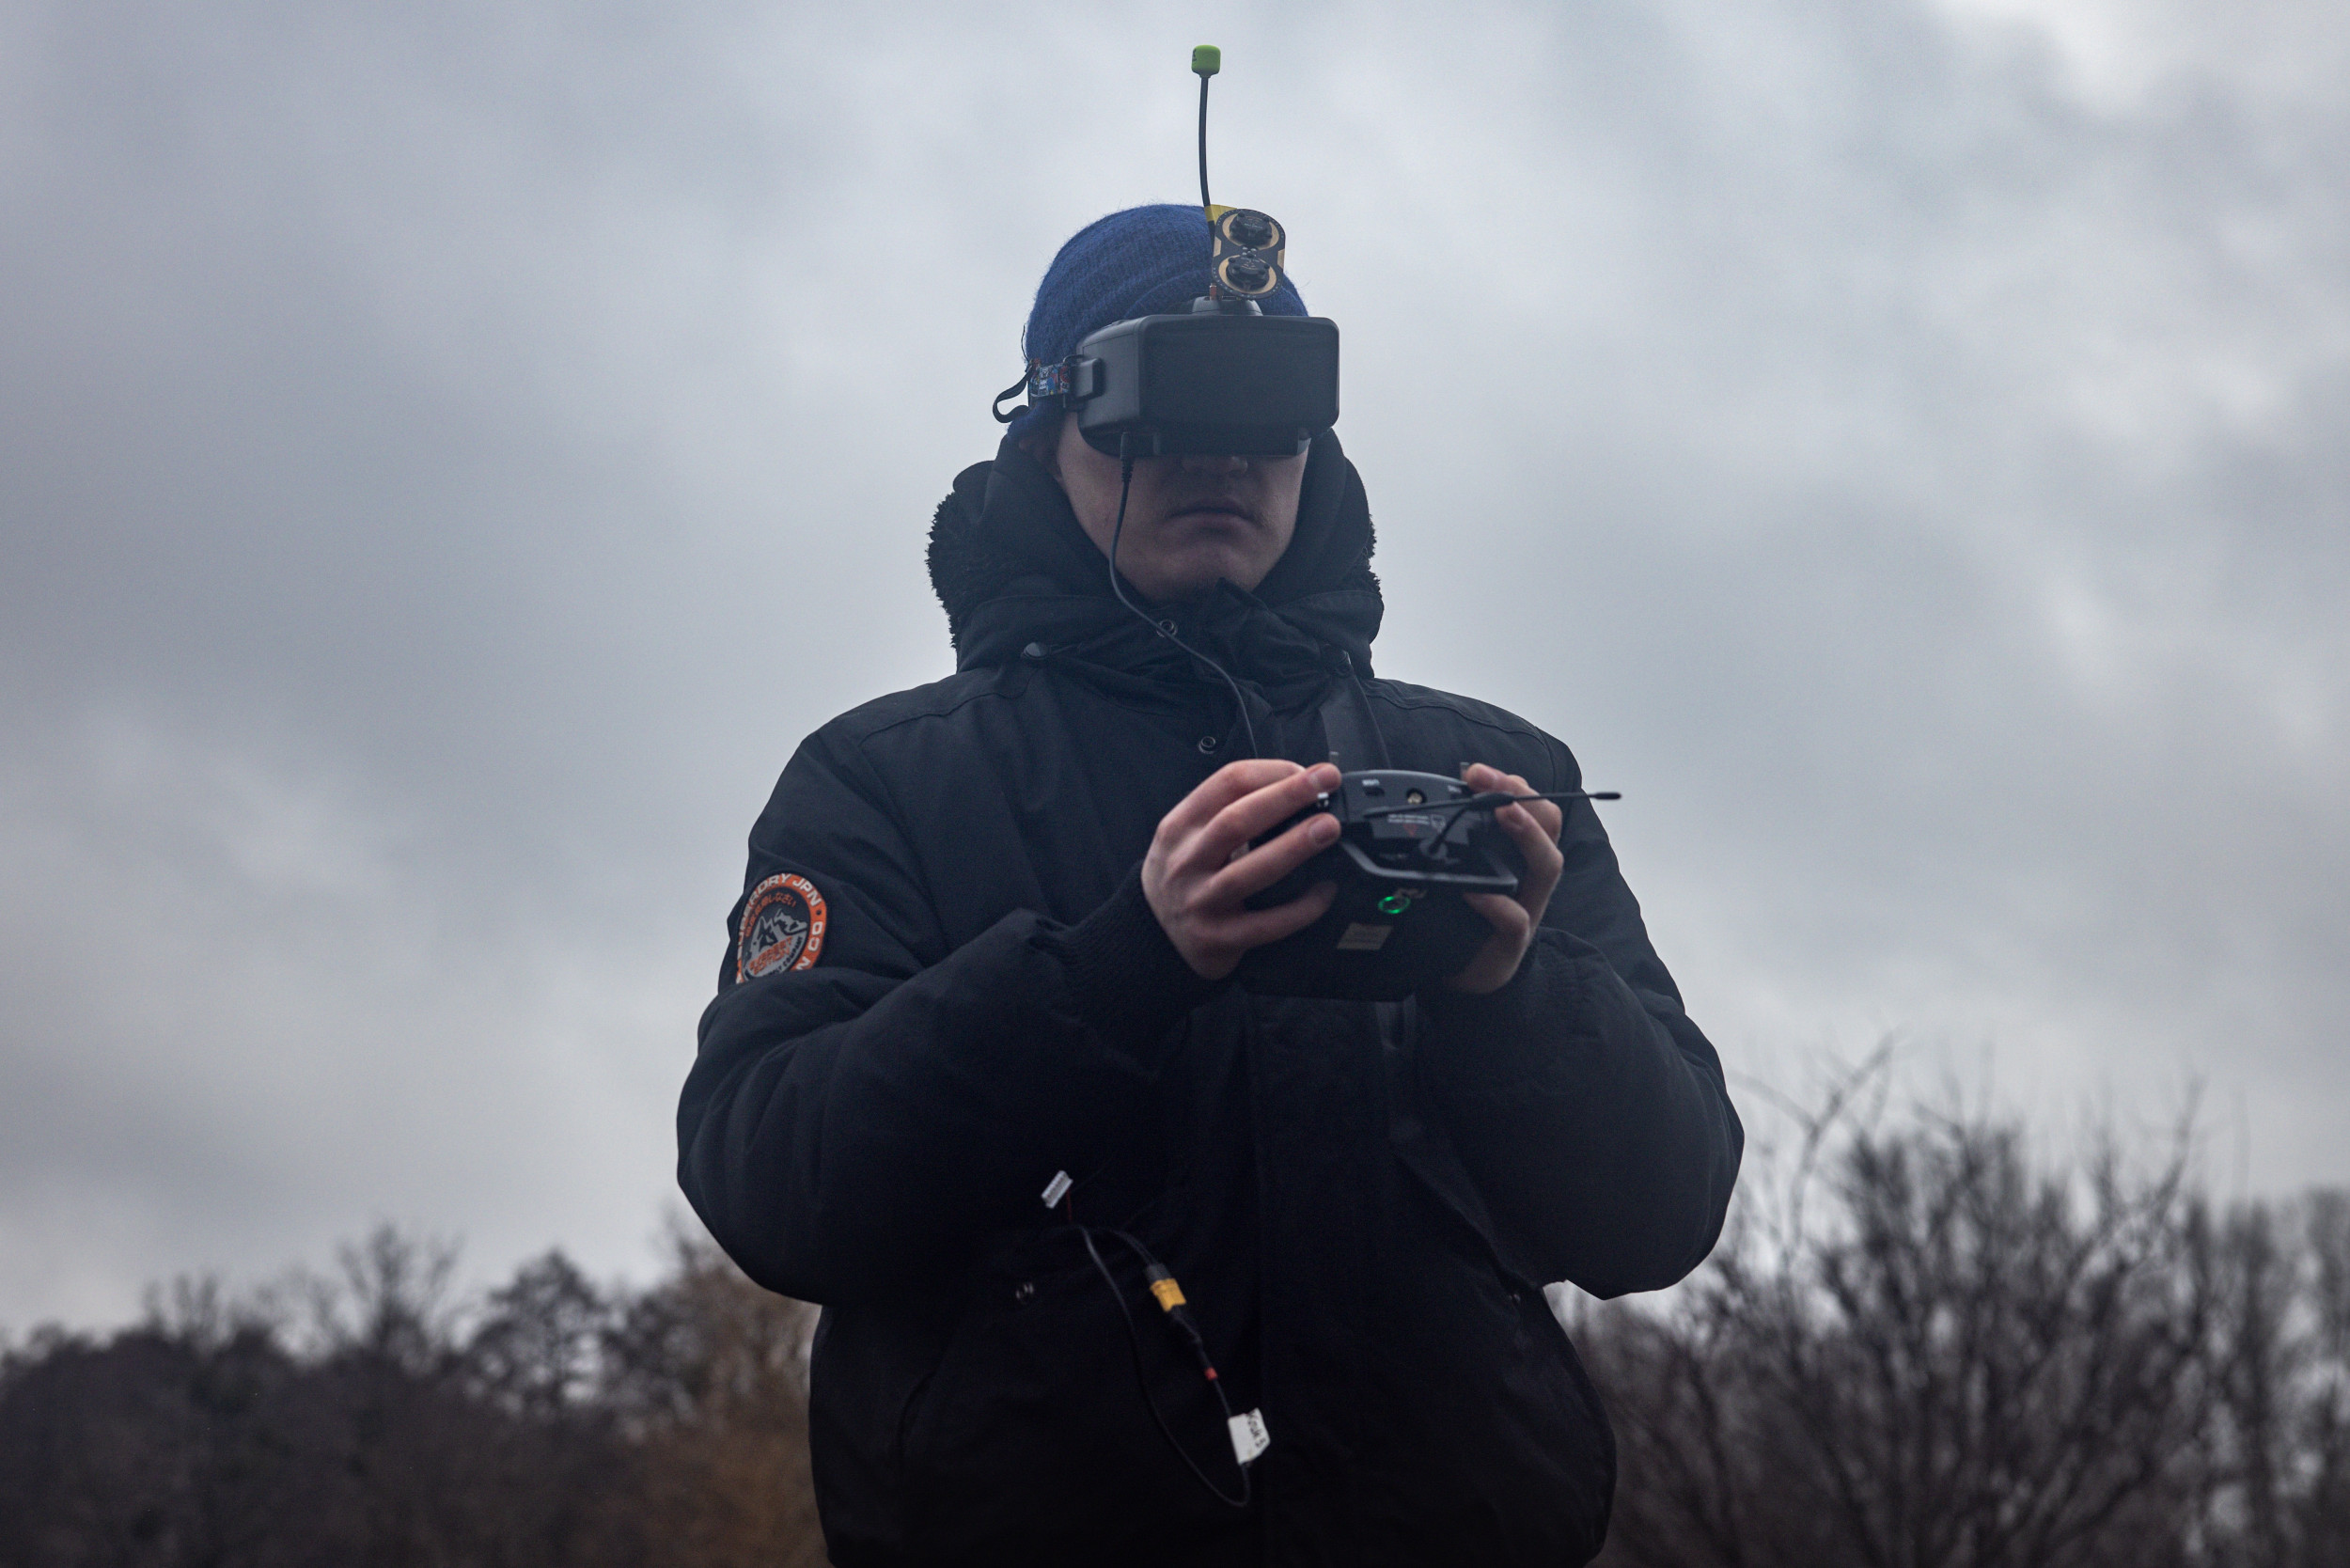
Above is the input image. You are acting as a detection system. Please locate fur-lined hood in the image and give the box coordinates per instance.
[926,430,1384,695]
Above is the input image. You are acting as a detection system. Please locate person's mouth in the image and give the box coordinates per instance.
[1167,498,1260,526]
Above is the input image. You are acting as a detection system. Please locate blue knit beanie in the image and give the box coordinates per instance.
[1007,202,1309,444]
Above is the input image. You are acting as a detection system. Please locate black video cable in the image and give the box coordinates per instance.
[1077,1224,1254,1510]
[1106,442,1263,760]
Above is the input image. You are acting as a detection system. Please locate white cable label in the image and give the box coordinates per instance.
[1228,1407,1271,1466]
[1041,1169,1073,1208]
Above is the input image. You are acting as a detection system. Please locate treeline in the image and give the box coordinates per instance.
[0,1230,825,1568]
[3,1093,2346,1568]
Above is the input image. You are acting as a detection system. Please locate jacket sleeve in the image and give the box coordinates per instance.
[677,721,1214,1306]
[1418,734,1743,1299]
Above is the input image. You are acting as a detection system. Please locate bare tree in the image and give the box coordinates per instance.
[2197,1189,2350,1568]
[1586,1065,2218,1568]
[602,1226,826,1568]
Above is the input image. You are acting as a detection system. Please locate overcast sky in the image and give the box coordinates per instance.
[4,0,2344,1330]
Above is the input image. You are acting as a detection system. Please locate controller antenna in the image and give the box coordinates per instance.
[1192,45,1220,219]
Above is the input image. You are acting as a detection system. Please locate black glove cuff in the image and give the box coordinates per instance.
[1421,937,1548,1026]
[1051,864,1222,1062]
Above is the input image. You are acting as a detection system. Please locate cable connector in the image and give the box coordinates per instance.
[1078,1225,1253,1504]
[1146,1264,1186,1313]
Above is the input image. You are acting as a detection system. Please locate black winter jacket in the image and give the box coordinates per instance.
[679,432,1742,1567]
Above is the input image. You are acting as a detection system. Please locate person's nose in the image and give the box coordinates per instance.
[1179,452,1249,476]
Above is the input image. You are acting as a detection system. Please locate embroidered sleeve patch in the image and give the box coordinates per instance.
[736,872,828,981]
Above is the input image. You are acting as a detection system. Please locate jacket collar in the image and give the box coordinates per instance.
[927,430,1384,702]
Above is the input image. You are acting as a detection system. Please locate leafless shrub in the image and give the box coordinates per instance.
[1581,1056,2350,1568]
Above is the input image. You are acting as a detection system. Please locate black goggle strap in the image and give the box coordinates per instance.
[990,368,1032,424]
[991,359,1078,425]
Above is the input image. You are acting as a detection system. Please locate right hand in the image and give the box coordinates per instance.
[1143,760,1343,980]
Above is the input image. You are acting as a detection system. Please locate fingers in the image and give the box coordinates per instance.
[1155,758,1311,840]
[1462,763,1565,841]
[1145,760,1344,979]
[1495,800,1564,907]
[1448,894,1529,996]
[1461,891,1532,946]
[1168,760,1340,874]
[1217,879,1339,949]
[1463,761,1566,918]
[1206,808,1340,903]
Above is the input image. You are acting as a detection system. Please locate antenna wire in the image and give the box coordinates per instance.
[1197,72,1213,215]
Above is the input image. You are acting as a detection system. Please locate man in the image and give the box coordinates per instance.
[679,204,1742,1566]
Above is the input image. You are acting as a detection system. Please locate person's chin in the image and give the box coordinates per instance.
[1145,548,1261,602]
[1164,515,1267,570]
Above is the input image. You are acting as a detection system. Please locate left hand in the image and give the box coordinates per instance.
[1446,763,1567,995]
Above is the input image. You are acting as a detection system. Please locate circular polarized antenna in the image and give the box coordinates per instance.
[1219,208,1282,250]
[1216,252,1277,295]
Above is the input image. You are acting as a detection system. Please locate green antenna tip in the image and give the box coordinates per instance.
[1192,45,1220,76]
